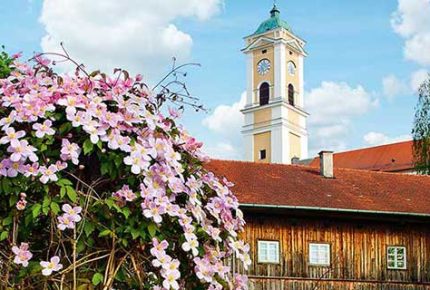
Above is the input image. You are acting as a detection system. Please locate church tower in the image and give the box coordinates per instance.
[241,5,308,164]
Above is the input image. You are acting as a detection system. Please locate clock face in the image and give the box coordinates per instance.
[257,59,271,75]
[288,61,296,76]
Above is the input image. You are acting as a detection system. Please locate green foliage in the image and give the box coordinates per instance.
[0,46,13,78]
[412,74,430,174]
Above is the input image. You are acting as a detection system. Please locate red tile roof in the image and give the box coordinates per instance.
[308,140,414,172]
[206,159,430,216]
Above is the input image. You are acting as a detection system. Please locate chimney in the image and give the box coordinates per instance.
[319,151,334,178]
[291,156,300,164]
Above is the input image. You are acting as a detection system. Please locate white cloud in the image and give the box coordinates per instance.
[202,92,246,159]
[410,69,429,91]
[363,131,411,146]
[39,0,223,81]
[306,81,378,154]
[391,0,430,66]
[382,74,408,99]
[203,142,239,160]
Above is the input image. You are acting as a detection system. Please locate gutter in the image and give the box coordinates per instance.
[239,203,430,218]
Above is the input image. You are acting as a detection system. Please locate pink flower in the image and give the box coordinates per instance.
[182,236,199,256]
[40,256,63,276]
[61,204,82,222]
[11,52,22,59]
[58,95,85,115]
[233,274,249,290]
[0,111,17,130]
[32,120,55,138]
[142,202,165,224]
[12,243,33,267]
[34,54,51,66]
[112,185,136,202]
[66,111,90,127]
[106,130,131,152]
[0,159,9,176]
[123,146,152,175]
[60,139,81,165]
[0,127,25,148]
[7,160,23,178]
[57,214,75,231]
[16,199,27,210]
[168,107,181,119]
[162,268,180,290]
[7,140,38,162]
[83,120,106,144]
[151,251,172,268]
[22,162,39,177]
[150,238,169,257]
[39,164,58,184]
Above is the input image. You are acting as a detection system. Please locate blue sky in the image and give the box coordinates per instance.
[1,0,429,159]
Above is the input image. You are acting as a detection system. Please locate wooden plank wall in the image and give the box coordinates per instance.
[248,278,430,290]
[235,213,430,289]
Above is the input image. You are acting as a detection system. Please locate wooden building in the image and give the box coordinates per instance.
[207,155,430,290]
[226,4,430,289]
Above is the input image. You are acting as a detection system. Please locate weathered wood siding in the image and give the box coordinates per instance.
[237,212,430,290]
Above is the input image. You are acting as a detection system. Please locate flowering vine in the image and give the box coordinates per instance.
[0,51,249,289]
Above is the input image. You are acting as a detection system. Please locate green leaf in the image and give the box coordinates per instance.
[98,229,111,237]
[83,139,94,155]
[57,178,73,186]
[59,122,72,134]
[50,202,60,215]
[32,203,42,218]
[121,207,131,219]
[0,231,8,241]
[84,222,95,237]
[60,186,66,198]
[66,186,77,203]
[96,140,103,150]
[2,216,12,226]
[92,273,104,286]
[130,228,140,240]
[42,196,51,215]
[105,198,114,209]
[147,223,157,238]
[40,143,48,152]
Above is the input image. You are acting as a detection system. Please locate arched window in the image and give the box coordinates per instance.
[259,82,270,106]
[288,84,295,106]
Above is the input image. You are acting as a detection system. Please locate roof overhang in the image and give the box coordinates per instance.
[240,203,430,218]
[242,34,307,56]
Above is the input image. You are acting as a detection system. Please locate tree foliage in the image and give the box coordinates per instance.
[0,51,249,289]
[412,74,430,174]
[0,47,14,78]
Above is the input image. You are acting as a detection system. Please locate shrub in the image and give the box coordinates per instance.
[0,52,250,289]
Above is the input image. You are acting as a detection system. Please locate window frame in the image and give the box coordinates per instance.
[308,243,331,266]
[259,82,270,106]
[288,84,295,106]
[257,240,280,264]
[287,61,296,76]
[259,149,267,160]
[387,246,407,270]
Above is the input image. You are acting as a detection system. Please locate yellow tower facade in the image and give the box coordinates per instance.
[241,5,309,164]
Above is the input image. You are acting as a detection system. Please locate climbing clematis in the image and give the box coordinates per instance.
[40,256,63,276]
[32,120,55,138]
[12,243,33,267]
[61,204,82,222]
[39,164,59,184]
[0,127,25,148]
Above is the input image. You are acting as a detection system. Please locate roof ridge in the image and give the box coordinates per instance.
[333,139,413,155]
[208,158,430,179]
